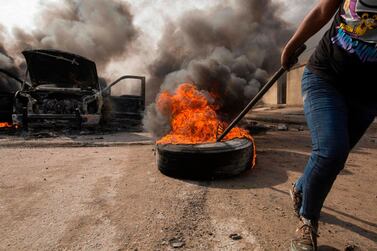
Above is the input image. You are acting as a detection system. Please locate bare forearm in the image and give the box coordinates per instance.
[281,0,341,69]
[286,2,339,51]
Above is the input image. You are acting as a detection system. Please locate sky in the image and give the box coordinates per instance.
[0,0,315,34]
[0,0,320,53]
[0,0,213,36]
[1,0,41,31]
[0,1,216,79]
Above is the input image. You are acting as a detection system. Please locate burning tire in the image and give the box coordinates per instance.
[156,138,254,179]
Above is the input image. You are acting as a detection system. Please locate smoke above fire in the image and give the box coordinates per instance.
[0,0,314,134]
[144,0,292,138]
[0,25,21,92]
[0,0,137,91]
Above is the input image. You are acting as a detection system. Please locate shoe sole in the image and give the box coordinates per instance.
[290,241,316,251]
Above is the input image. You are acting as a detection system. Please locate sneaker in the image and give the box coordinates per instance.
[290,217,318,251]
[289,183,302,217]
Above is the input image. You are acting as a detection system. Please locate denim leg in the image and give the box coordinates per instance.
[295,96,377,196]
[347,101,377,149]
[295,68,376,220]
[297,68,351,220]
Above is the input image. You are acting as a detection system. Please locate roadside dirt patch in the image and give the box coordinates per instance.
[0,129,376,250]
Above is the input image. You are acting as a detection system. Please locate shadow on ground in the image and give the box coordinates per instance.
[317,246,341,251]
[321,211,377,243]
[169,131,377,246]
[183,148,353,190]
[68,132,153,144]
[269,187,377,244]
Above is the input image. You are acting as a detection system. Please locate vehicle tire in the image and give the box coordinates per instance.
[156,138,254,179]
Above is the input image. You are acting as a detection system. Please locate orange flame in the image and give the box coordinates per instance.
[0,122,13,128]
[156,83,256,166]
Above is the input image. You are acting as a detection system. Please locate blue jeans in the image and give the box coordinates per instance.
[295,67,376,221]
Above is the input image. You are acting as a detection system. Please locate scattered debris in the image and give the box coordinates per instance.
[229,233,242,240]
[169,237,185,248]
[277,124,288,131]
[370,138,377,144]
[24,131,59,138]
[344,243,361,251]
[245,122,270,135]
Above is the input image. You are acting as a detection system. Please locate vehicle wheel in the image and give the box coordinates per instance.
[156,138,254,179]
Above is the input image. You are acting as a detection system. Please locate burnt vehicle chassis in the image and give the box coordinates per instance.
[0,50,145,130]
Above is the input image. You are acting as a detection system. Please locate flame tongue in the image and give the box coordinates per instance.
[156,83,253,145]
[0,122,13,128]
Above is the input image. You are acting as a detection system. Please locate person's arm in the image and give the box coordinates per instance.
[281,0,342,69]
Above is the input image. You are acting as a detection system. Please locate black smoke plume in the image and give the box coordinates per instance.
[0,26,21,92]
[0,0,138,91]
[144,0,292,138]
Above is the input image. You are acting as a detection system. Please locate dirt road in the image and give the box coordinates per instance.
[0,130,376,250]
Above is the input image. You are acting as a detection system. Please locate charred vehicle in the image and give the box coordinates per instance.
[0,69,21,126]
[0,89,14,124]
[0,50,145,129]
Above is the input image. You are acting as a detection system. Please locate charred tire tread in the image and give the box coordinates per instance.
[157,138,254,179]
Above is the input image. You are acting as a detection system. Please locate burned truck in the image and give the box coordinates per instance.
[0,49,145,130]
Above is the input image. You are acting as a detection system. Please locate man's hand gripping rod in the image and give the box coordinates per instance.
[216,44,307,142]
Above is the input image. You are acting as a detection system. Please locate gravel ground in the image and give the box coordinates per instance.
[0,129,376,250]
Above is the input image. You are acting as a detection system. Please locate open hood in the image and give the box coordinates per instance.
[22,50,99,89]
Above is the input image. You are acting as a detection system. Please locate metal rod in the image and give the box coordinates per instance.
[216,67,285,142]
[216,44,307,142]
